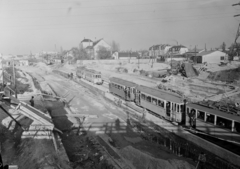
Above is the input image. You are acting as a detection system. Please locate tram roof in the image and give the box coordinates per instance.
[109,77,137,87]
[187,103,240,122]
[136,85,183,103]
[86,69,101,74]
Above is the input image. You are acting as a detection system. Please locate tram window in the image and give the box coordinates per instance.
[216,116,232,130]
[133,88,136,94]
[180,105,184,113]
[141,94,146,100]
[177,104,179,112]
[158,100,164,108]
[206,114,214,124]
[235,122,240,133]
[146,96,152,102]
[152,98,157,105]
[197,111,205,120]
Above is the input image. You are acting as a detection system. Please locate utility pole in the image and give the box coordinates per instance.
[231,2,240,61]
[12,59,17,98]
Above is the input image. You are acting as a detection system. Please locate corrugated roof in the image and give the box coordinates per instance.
[187,103,240,122]
[136,85,183,103]
[109,77,137,87]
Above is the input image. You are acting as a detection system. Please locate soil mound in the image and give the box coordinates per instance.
[207,67,240,83]
[119,146,194,169]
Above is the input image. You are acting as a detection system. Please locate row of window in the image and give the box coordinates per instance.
[141,93,165,108]
[189,108,240,133]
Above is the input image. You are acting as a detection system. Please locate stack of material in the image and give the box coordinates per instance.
[180,63,199,78]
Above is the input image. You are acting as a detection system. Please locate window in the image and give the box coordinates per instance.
[146,96,152,102]
[206,114,214,124]
[152,98,157,105]
[216,116,232,130]
[197,111,205,120]
[177,104,179,112]
[220,56,224,60]
[158,100,164,108]
[141,94,146,100]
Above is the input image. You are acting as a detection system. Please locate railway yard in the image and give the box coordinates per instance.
[1,60,240,169]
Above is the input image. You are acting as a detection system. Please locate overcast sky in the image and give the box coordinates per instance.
[0,0,239,55]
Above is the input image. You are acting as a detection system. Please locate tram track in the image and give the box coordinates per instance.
[53,68,240,167]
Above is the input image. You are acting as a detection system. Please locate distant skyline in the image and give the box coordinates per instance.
[0,0,239,55]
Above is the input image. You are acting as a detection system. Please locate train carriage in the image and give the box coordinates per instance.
[76,67,103,85]
[186,103,240,143]
[135,85,185,123]
[109,77,136,101]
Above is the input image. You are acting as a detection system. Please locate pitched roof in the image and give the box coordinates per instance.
[169,45,186,49]
[81,38,92,43]
[86,46,93,49]
[187,48,203,53]
[93,38,103,46]
[196,50,216,56]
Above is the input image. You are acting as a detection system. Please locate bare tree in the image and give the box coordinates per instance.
[111,41,120,53]
[97,46,112,59]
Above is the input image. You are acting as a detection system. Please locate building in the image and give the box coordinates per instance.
[194,51,228,64]
[149,44,172,59]
[112,52,139,60]
[19,60,29,66]
[81,38,111,59]
[168,45,188,55]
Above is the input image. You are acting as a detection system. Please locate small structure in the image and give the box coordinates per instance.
[19,59,29,66]
[194,51,228,64]
[112,52,139,60]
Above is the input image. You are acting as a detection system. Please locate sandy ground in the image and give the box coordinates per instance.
[58,61,240,103]
[17,62,195,169]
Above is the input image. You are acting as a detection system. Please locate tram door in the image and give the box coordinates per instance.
[135,90,141,106]
[166,101,171,119]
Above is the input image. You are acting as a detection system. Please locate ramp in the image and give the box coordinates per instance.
[181,63,198,77]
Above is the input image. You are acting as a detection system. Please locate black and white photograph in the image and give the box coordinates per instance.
[0,0,240,168]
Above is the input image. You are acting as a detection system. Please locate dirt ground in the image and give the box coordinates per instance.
[16,62,196,169]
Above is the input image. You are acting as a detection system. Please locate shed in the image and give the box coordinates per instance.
[195,51,228,64]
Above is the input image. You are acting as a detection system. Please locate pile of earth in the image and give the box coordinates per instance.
[207,67,240,83]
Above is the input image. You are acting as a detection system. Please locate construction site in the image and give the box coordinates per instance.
[0,55,240,168]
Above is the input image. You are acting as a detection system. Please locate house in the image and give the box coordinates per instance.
[185,48,204,60]
[19,60,29,66]
[112,52,139,60]
[194,50,228,64]
[168,45,188,55]
[81,38,111,59]
[149,44,172,58]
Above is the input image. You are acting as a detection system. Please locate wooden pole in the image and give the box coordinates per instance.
[12,60,17,98]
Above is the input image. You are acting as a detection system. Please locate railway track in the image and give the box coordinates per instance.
[53,69,240,165]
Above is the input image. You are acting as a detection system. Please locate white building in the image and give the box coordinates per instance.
[81,38,111,59]
[195,51,228,64]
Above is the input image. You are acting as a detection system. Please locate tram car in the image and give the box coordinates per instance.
[109,77,136,101]
[135,85,185,123]
[186,103,240,143]
[76,67,103,85]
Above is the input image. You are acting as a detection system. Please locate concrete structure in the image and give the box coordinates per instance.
[81,38,111,59]
[195,51,228,64]
[112,52,139,60]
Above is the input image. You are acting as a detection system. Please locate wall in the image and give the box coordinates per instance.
[202,51,226,64]
[77,59,152,66]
